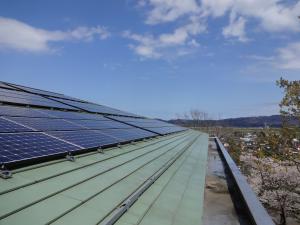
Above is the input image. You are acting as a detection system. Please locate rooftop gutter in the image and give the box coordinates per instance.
[213,137,275,225]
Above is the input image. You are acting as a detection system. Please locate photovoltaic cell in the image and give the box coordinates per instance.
[0,117,33,133]
[0,105,47,118]
[109,116,169,126]
[98,128,156,142]
[0,132,80,164]
[0,88,77,110]
[0,82,18,91]
[49,97,140,117]
[127,121,170,128]
[6,117,84,131]
[46,130,119,149]
[71,119,133,130]
[75,113,110,120]
[0,88,48,100]
[108,116,155,123]
[149,127,185,135]
[39,109,108,120]
[109,116,187,135]
[127,128,158,139]
[6,82,82,101]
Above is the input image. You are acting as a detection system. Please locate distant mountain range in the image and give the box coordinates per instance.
[169,115,283,128]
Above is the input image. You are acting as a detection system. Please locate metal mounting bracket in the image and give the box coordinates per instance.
[66,152,75,162]
[0,165,12,179]
[97,147,104,154]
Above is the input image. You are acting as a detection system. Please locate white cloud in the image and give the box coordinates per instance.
[123,19,205,59]
[188,39,200,47]
[138,0,300,43]
[123,31,159,58]
[244,54,274,61]
[68,26,110,41]
[243,43,300,70]
[128,1,300,60]
[276,42,300,69]
[222,13,248,42]
[201,0,300,33]
[0,17,110,52]
[201,0,233,17]
[141,0,200,24]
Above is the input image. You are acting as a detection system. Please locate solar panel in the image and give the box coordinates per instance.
[0,105,48,118]
[127,121,169,128]
[98,128,156,142]
[3,111,142,132]
[46,130,119,149]
[109,117,149,123]
[109,116,171,126]
[0,132,80,165]
[0,81,187,168]
[49,97,140,117]
[5,82,82,101]
[71,113,111,120]
[39,109,108,120]
[109,116,187,135]
[0,117,33,133]
[0,82,18,91]
[6,117,84,131]
[0,88,78,110]
[71,119,133,130]
[149,127,185,135]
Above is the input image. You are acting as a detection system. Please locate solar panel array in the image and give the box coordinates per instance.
[48,97,139,117]
[5,82,83,101]
[0,106,157,167]
[0,133,80,164]
[108,116,187,135]
[0,82,187,168]
[0,88,77,110]
[0,82,19,91]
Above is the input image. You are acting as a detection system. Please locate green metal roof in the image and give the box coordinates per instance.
[0,130,208,225]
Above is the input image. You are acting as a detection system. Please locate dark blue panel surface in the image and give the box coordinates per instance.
[49,97,139,117]
[98,128,156,142]
[40,110,107,120]
[7,117,84,131]
[74,113,109,120]
[6,83,82,101]
[109,116,174,127]
[0,82,18,90]
[71,119,133,130]
[148,127,186,135]
[0,105,47,118]
[0,132,80,164]
[46,130,118,149]
[0,117,33,133]
[0,88,77,110]
[0,81,184,168]
[108,116,186,135]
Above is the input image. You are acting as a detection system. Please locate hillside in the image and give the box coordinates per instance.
[169,115,283,128]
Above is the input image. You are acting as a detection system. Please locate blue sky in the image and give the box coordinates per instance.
[0,0,299,119]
